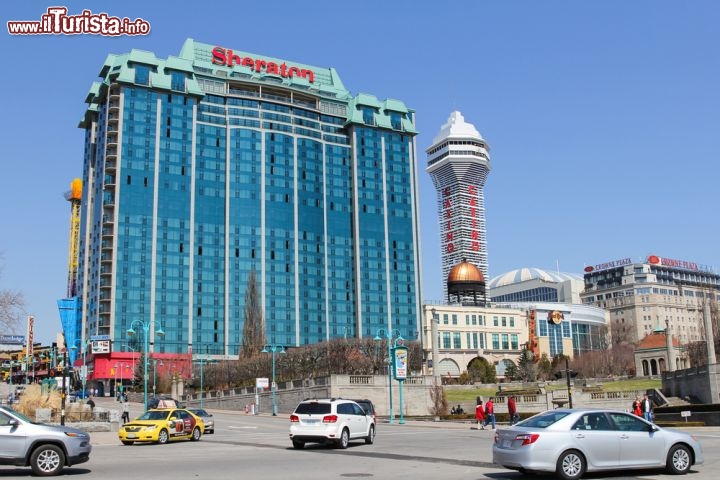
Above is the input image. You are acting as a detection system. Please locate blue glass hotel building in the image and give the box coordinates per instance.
[77,39,423,357]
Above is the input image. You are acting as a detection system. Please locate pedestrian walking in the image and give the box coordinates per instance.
[632,396,642,416]
[508,395,519,425]
[483,397,496,430]
[475,400,485,429]
[121,398,130,424]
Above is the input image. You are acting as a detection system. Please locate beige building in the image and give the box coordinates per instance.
[422,303,527,377]
[580,255,720,346]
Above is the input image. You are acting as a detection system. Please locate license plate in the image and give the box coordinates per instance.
[304,419,319,424]
[502,440,511,448]
[127,434,136,439]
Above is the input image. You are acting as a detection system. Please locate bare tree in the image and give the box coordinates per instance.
[0,259,24,335]
[240,270,266,359]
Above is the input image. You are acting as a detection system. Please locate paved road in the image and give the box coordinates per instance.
[71,397,720,480]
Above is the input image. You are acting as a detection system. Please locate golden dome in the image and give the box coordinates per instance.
[447,260,484,283]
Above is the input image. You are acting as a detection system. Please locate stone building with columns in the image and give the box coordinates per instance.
[634,327,687,377]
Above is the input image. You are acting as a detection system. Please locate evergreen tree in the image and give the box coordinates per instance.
[537,353,552,380]
[516,349,537,382]
[240,270,266,358]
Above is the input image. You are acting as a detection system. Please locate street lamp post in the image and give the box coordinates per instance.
[152,358,163,398]
[374,329,404,424]
[261,344,285,416]
[71,341,88,399]
[113,364,118,396]
[127,320,165,411]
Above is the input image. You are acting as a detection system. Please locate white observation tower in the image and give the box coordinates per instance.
[426,111,491,301]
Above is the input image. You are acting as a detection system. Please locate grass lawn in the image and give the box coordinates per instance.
[445,378,662,403]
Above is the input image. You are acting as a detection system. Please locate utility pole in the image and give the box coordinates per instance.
[60,350,68,426]
[565,356,573,409]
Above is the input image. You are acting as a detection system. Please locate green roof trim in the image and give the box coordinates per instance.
[81,39,415,136]
[382,99,409,114]
[355,93,382,108]
[126,49,160,66]
[165,56,194,74]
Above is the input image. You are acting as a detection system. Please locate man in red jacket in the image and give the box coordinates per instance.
[508,395,519,425]
[483,397,496,430]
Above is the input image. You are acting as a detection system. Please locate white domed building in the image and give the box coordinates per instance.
[488,267,609,358]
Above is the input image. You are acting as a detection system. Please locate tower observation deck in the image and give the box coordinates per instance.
[426,111,491,300]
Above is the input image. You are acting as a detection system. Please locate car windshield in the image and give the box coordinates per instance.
[516,410,570,428]
[138,410,171,421]
[294,402,331,415]
[356,402,373,414]
[190,409,208,416]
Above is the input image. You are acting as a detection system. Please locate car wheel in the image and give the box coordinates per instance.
[157,429,169,444]
[30,444,65,476]
[292,439,305,449]
[191,426,202,441]
[121,441,134,446]
[556,449,586,480]
[666,444,692,475]
[365,424,375,444]
[337,428,350,449]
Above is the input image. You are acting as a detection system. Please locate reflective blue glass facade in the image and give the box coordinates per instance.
[76,40,422,356]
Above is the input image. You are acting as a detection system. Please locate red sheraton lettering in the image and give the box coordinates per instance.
[211,47,315,83]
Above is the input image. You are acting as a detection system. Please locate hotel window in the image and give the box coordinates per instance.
[509,317,515,327]
[510,334,519,350]
[361,107,375,125]
[452,314,457,325]
[135,65,150,86]
[171,72,186,92]
[442,332,451,349]
[501,317,507,327]
[493,316,498,326]
[453,332,461,349]
[390,111,402,130]
[443,314,449,325]
[501,334,509,349]
[492,333,500,350]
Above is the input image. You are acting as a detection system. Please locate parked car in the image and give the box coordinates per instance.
[492,408,703,480]
[350,399,376,423]
[289,398,375,449]
[187,408,214,434]
[118,408,204,445]
[0,405,92,476]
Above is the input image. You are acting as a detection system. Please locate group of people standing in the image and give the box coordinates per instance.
[632,393,653,422]
[473,396,520,430]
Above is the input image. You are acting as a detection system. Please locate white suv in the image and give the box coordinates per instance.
[289,398,375,449]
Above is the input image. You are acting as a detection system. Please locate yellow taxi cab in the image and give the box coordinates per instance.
[118,408,204,445]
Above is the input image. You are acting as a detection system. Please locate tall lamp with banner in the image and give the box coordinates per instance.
[393,343,408,425]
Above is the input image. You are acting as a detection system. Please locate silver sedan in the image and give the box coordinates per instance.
[492,408,703,480]
[187,408,214,434]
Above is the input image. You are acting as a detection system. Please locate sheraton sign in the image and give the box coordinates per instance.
[211,46,315,83]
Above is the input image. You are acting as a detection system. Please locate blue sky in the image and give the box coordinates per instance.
[1,1,718,345]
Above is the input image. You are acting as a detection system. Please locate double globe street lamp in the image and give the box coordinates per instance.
[261,344,285,416]
[127,320,164,410]
[374,328,406,424]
